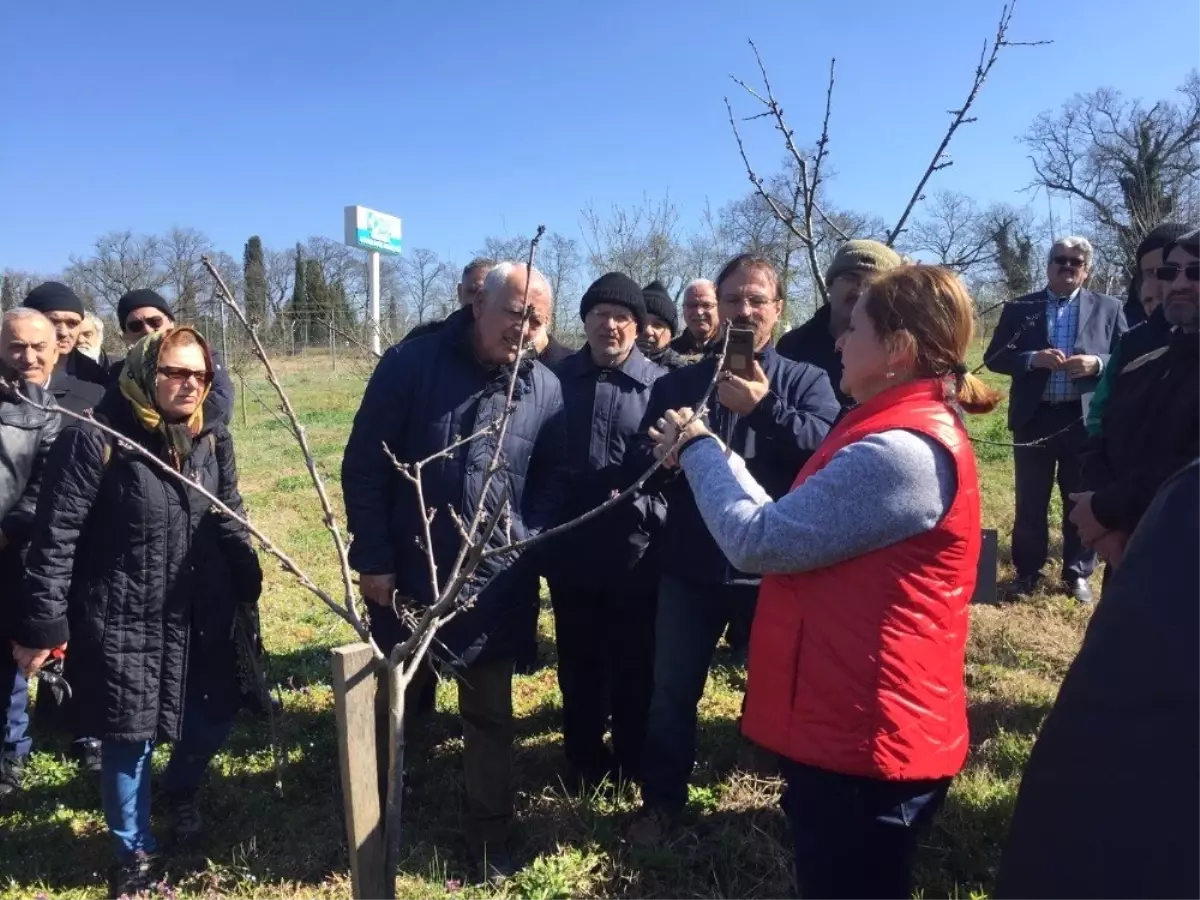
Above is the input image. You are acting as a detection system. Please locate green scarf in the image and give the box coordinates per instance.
[118,327,212,469]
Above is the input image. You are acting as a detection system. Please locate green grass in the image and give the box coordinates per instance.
[0,348,1094,898]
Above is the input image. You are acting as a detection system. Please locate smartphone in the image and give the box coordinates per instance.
[721,327,757,379]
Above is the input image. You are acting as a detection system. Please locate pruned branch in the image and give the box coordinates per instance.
[887,3,1051,244]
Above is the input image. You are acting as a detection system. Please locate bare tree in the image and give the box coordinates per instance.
[580,193,684,291]
[264,247,297,320]
[65,230,167,313]
[905,190,1000,273]
[1024,70,1200,274]
[476,234,531,264]
[539,232,583,334]
[399,248,448,325]
[725,3,1048,300]
[157,227,214,320]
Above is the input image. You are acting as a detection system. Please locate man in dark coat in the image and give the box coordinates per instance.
[1073,229,1199,571]
[629,254,839,842]
[22,281,109,387]
[995,460,1198,900]
[984,237,1127,604]
[109,289,236,426]
[0,318,61,801]
[1085,222,1191,435]
[341,262,568,879]
[776,239,903,407]
[546,274,667,788]
[668,279,720,356]
[636,280,688,370]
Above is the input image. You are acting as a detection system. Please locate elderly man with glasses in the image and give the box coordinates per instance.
[985,237,1127,604]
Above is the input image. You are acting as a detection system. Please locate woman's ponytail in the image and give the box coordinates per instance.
[955,370,1003,415]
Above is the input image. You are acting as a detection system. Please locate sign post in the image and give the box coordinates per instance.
[344,205,403,356]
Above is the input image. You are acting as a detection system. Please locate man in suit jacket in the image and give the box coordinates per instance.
[985,237,1127,604]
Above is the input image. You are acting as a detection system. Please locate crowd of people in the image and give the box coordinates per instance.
[1,226,1196,899]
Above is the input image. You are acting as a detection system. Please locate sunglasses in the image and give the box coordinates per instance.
[1154,263,1200,283]
[1052,255,1086,268]
[125,315,166,335]
[156,366,212,386]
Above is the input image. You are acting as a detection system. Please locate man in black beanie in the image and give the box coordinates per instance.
[111,289,236,426]
[638,280,688,370]
[22,281,108,387]
[545,272,667,788]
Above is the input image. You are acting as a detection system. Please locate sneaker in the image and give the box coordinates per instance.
[0,755,24,802]
[1064,577,1094,605]
[476,847,517,887]
[107,849,156,899]
[171,798,204,844]
[628,806,675,846]
[73,738,103,774]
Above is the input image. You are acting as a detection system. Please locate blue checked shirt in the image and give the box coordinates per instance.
[1040,288,1080,401]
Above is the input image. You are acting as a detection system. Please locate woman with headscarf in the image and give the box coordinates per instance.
[11,327,263,897]
[649,266,1001,899]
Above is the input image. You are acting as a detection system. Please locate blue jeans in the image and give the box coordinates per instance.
[780,759,951,899]
[640,574,758,812]
[2,657,31,759]
[100,698,235,862]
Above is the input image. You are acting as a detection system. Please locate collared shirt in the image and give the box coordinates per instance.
[1043,287,1081,402]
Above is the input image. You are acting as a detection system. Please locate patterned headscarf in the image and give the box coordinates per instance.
[119,326,213,469]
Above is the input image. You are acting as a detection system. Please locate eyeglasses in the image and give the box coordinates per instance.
[156,366,212,386]
[1052,255,1086,268]
[1154,263,1200,283]
[125,315,166,335]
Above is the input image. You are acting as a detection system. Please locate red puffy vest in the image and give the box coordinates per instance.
[741,379,981,780]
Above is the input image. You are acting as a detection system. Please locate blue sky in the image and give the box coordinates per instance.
[2,0,1196,274]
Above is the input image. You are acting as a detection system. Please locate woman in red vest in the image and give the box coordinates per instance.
[650,265,1002,898]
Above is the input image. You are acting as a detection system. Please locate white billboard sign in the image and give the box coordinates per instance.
[344,205,403,255]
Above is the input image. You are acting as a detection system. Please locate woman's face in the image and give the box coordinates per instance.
[835,295,904,403]
[154,340,210,420]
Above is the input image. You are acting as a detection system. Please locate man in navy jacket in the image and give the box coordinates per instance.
[629,254,839,840]
[985,237,1126,604]
[341,262,568,879]
[546,274,667,789]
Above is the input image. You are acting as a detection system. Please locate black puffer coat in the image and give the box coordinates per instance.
[14,388,262,743]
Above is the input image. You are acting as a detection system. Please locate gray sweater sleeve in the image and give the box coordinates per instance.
[678,429,958,574]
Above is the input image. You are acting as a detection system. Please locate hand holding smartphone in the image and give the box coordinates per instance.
[721,327,757,379]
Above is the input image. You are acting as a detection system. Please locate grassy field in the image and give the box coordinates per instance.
[0,346,1094,899]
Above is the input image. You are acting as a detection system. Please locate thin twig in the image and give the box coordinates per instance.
[202,256,369,647]
[886,3,1051,244]
[329,319,384,361]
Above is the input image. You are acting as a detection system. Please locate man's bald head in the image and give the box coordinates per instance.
[2,308,59,385]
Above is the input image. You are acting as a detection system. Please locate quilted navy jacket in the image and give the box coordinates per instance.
[14,388,262,742]
[341,310,569,661]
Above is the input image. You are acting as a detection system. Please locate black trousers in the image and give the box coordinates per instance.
[1012,401,1096,582]
[548,570,657,782]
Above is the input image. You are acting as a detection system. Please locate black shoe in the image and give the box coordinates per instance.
[1003,574,1040,599]
[73,738,103,774]
[170,797,204,845]
[1065,577,1094,605]
[476,847,517,886]
[0,755,24,802]
[107,850,156,899]
[628,805,677,846]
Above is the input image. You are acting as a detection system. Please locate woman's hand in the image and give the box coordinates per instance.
[648,407,713,468]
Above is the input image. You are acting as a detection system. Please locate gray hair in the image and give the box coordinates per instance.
[483,261,553,306]
[683,279,716,300]
[1050,236,1094,268]
[83,311,104,335]
[2,307,54,333]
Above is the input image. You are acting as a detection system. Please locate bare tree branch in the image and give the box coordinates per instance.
[887,3,1051,244]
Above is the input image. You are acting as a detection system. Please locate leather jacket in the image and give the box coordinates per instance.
[0,382,62,546]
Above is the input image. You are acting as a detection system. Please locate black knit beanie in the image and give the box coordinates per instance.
[579,273,647,329]
[117,289,175,328]
[23,281,84,317]
[641,280,678,336]
[1136,223,1194,264]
